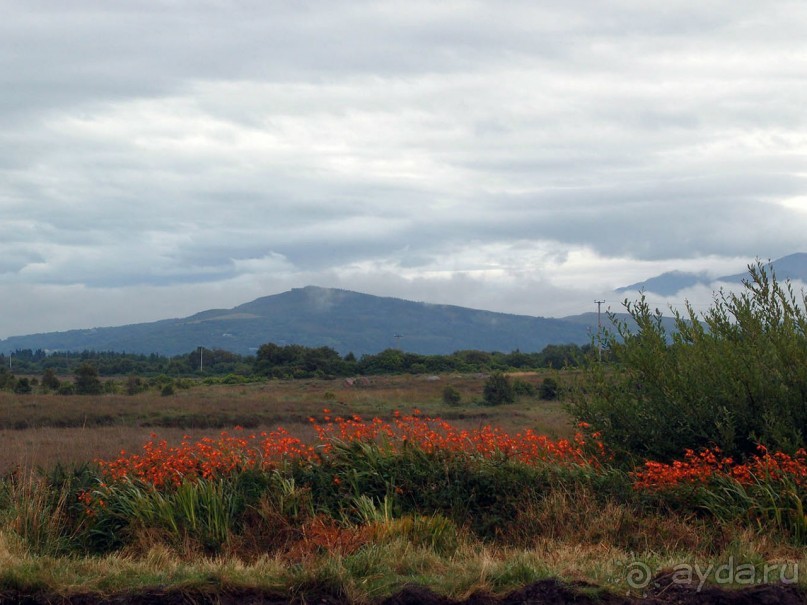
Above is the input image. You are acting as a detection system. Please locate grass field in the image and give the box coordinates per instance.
[0,372,574,473]
[0,370,803,604]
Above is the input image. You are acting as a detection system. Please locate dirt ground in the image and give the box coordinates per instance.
[1,577,804,605]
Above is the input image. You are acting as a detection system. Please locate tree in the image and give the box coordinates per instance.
[483,372,515,406]
[74,363,102,395]
[41,368,61,391]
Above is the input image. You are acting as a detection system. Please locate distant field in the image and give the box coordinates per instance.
[0,371,575,473]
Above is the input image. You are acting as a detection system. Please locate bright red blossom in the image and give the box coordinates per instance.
[96,412,607,489]
[633,446,807,490]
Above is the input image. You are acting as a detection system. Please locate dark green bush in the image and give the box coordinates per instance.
[13,378,32,394]
[539,377,559,400]
[483,372,515,406]
[57,382,76,396]
[73,363,102,395]
[513,379,537,397]
[572,262,807,461]
[41,368,60,391]
[442,386,462,406]
[125,375,143,395]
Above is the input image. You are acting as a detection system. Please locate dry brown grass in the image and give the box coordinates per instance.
[0,372,576,473]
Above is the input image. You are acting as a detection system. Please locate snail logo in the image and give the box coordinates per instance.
[625,561,653,589]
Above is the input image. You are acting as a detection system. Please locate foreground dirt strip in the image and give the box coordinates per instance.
[0,578,804,605]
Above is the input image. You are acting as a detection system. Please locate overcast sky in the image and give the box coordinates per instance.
[2,1,806,338]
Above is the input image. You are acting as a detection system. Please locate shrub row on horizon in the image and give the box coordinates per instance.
[0,342,589,385]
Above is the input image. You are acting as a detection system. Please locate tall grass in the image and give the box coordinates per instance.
[0,411,803,599]
[0,471,87,556]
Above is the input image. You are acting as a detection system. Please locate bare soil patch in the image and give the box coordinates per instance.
[1,578,803,605]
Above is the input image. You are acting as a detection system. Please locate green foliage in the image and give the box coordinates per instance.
[160,384,175,397]
[482,372,515,406]
[539,377,559,400]
[91,478,242,552]
[291,440,552,539]
[0,465,100,556]
[512,379,537,397]
[41,368,60,391]
[696,473,807,545]
[573,262,807,461]
[0,368,14,390]
[441,386,462,406]
[255,343,354,378]
[74,363,102,395]
[13,378,32,394]
[2,342,589,382]
[125,374,144,395]
[57,382,76,396]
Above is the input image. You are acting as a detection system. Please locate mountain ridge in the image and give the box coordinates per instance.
[0,286,598,357]
[615,253,807,296]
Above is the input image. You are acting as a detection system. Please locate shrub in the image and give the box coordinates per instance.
[161,384,175,397]
[41,368,60,391]
[512,379,537,397]
[572,262,807,461]
[125,375,143,395]
[442,386,461,406]
[0,369,14,390]
[74,363,102,395]
[13,377,32,394]
[483,372,514,406]
[539,377,559,400]
[58,382,76,396]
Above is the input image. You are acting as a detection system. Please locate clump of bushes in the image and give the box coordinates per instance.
[512,379,536,397]
[572,262,807,461]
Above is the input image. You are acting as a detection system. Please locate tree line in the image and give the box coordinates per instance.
[0,342,590,394]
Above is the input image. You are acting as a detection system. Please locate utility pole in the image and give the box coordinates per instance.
[594,300,605,361]
[199,346,204,372]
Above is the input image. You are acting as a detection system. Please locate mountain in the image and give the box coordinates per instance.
[615,271,711,296]
[615,253,807,296]
[0,286,598,357]
[714,253,807,284]
[560,311,682,335]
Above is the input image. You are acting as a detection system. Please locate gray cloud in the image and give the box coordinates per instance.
[1,1,806,337]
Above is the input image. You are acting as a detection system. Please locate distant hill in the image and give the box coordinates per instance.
[0,286,599,357]
[615,253,807,295]
[560,311,682,335]
[615,271,711,296]
[714,253,807,284]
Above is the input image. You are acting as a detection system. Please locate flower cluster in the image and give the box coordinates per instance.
[98,428,315,488]
[97,412,606,489]
[311,410,605,467]
[633,446,807,490]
